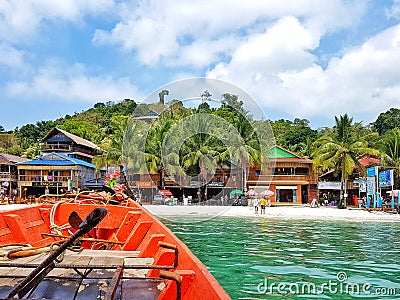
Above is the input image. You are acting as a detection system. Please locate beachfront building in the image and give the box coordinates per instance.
[16,128,102,198]
[126,161,240,204]
[41,127,100,162]
[17,153,99,197]
[247,146,318,204]
[0,153,29,199]
[318,154,381,205]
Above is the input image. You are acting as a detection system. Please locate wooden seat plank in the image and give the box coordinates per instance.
[76,249,139,258]
[0,278,25,299]
[29,278,81,300]
[124,258,154,278]
[50,255,93,278]
[121,279,164,300]
[0,249,160,299]
[76,276,114,300]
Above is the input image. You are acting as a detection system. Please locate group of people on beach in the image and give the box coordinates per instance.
[253,197,267,214]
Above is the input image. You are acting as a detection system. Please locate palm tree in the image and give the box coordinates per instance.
[290,137,315,158]
[379,128,400,188]
[124,108,193,190]
[380,129,400,168]
[93,116,129,172]
[312,114,379,207]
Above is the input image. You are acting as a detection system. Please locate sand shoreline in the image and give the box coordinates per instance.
[1,203,399,222]
[144,204,400,222]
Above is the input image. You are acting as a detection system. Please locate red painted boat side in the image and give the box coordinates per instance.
[0,202,231,299]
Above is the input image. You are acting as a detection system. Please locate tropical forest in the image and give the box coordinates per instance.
[1,95,400,191]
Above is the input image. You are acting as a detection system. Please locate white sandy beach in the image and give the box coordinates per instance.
[1,203,399,222]
[144,204,400,222]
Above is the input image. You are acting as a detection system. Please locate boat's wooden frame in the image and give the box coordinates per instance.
[0,199,230,299]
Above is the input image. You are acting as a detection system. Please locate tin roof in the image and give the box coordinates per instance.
[268,146,299,159]
[17,153,96,169]
[42,128,100,150]
[0,153,29,164]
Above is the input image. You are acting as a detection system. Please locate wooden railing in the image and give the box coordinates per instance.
[41,144,72,151]
[248,174,318,183]
[18,175,71,182]
[0,172,17,181]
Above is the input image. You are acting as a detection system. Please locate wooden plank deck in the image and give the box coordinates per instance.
[0,248,161,300]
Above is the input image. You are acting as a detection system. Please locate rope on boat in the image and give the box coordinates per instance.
[107,192,130,206]
[0,241,82,260]
[90,241,109,250]
[49,192,106,236]
[74,191,107,205]
[49,201,71,235]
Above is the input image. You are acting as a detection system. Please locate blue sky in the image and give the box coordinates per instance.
[1,0,400,131]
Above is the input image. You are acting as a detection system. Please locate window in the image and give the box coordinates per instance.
[295,168,309,175]
[273,168,294,175]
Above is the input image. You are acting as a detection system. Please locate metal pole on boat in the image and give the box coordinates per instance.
[159,270,182,300]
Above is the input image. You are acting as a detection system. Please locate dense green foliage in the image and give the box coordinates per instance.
[371,108,400,135]
[1,97,400,190]
[0,99,136,158]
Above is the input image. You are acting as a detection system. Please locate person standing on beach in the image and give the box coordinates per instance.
[310,198,319,208]
[253,198,259,214]
[323,193,328,206]
[260,197,266,214]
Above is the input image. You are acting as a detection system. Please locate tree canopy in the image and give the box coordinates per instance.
[371,108,400,135]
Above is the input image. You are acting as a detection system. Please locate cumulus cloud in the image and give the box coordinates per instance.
[2,0,397,130]
[279,24,400,117]
[5,62,142,103]
[386,0,400,19]
[0,42,24,67]
[0,0,116,43]
[206,19,400,126]
[0,0,118,72]
[93,0,365,67]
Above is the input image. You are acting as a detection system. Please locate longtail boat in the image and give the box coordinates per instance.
[0,193,230,299]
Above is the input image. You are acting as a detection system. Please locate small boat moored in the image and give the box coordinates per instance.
[0,194,231,299]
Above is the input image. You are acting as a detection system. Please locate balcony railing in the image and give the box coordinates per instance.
[18,175,71,182]
[41,144,72,151]
[248,174,318,183]
[0,172,17,181]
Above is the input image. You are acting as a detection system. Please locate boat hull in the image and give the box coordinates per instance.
[0,202,230,299]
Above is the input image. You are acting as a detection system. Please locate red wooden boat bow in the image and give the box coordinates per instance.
[0,196,231,299]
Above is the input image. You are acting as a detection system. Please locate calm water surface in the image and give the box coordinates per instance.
[164,217,400,299]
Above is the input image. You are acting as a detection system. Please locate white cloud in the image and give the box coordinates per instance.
[3,0,395,130]
[0,42,24,67]
[207,21,400,125]
[0,0,117,43]
[386,0,400,20]
[93,0,365,67]
[6,62,142,103]
[0,0,119,73]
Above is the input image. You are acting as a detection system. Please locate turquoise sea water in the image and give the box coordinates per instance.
[164,217,400,299]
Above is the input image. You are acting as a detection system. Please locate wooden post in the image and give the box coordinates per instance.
[8,165,12,200]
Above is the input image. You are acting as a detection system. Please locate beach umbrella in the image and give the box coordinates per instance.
[245,189,258,196]
[230,189,243,195]
[158,189,172,196]
[260,189,274,196]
